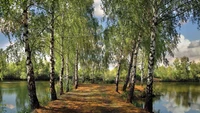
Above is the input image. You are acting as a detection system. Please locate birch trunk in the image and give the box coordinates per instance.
[49,0,57,100]
[74,48,78,89]
[145,2,157,112]
[91,63,95,83]
[23,5,40,109]
[115,59,122,92]
[122,41,136,91]
[59,36,64,95]
[140,52,144,85]
[128,39,140,103]
[66,54,70,92]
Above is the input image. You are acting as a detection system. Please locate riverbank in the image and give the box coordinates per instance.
[34,84,148,113]
[153,77,200,82]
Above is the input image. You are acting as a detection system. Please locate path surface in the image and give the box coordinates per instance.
[34,84,148,113]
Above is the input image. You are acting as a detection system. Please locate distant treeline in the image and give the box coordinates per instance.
[154,56,200,82]
[1,54,199,83]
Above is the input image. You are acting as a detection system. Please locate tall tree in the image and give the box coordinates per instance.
[128,38,140,103]
[56,0,68,95]
[59,28,64,95]
[122,41,136,91]
[140,49,145,84]
[102,1,200,109]
[144,0,200,112]
[74,44,79,89]
[102,0,147,92]
[66,53,70,92]
[23,1,40,109]
[0,0,40,109]
[49,0,57,100]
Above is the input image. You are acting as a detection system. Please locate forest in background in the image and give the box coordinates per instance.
[0,0,200,112]
[1,52,200,82]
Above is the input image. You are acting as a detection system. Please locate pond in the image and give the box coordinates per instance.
[134,82,200,113]
[0,81,50,113]
[0,81,200,113]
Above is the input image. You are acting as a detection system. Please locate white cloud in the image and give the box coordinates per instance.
[188,40,200,48]
[167,35,200,63]
[175,35,191,53]
[93,0,104,17]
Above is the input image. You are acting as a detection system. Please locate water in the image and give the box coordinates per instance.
[0,81,200,113]
[153,82,200,113]
[0,81,50,113]
[135,82,200,113]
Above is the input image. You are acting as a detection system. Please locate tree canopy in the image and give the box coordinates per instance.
[0,0,200,112]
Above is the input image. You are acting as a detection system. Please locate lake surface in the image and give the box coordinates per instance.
[154,82,200,113]
[135,82,200,113]
[0,81,50,113]
[0,81,200,113]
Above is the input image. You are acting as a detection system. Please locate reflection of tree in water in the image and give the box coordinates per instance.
[0,87,7,113]
[36,81,50,102]
[0,81,50,112]
[154,82,200,108]
[175,91,190,107]
[145,96,153,113]
[133,89,162,113]
[16,81,50,112]
[0,82,29,112]
[15,82,29,112]
[0,88,5,113]
[0,88,2,103]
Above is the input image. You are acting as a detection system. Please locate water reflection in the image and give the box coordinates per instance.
[153,82,200,113]
[1,81,200,113]
[133,82,200,113]
[145,96,153,113]
[0,81,49,113]
[0,87,5,113]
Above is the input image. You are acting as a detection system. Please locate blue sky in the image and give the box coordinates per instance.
[1,19,199,48]
[1,20,199,62]
[169,21,200,63]
[1,21,199,45]
[1,0,200,62]
[0,33,10,49]
[177,21,200,41]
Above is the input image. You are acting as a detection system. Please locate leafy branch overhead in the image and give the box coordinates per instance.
[0,0,200,112]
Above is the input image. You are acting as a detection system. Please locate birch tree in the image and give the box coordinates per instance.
[143,0,200,112]
[0,0,41,109]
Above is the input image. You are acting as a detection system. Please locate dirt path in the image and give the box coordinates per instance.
[34,84,148,113]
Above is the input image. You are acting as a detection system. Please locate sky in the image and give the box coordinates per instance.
[0,33,10,49]
[167,22,200,63]
[93,0,200,64]
[0,0,200,63]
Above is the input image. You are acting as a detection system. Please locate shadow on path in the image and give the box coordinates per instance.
[34,84,148,113]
